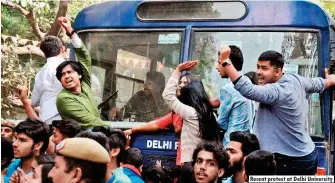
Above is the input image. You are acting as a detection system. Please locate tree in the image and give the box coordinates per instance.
[1,0,104,118]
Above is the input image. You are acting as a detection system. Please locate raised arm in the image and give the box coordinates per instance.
[162,61,198,120]
[17,85,40,120]
[124,112,174,135]
[218,45,281,105]
[58,17,92,86]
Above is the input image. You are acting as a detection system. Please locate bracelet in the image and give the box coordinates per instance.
[66,30,75,37]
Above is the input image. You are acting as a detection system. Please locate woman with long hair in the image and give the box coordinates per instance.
[124,72,220,166]
[162,60,220,164]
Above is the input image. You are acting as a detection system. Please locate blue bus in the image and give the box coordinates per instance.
[73,0,335,174]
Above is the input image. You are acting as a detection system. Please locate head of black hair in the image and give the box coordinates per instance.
[176,162,196,183]
[36,154,55,183]
[229,131,260,156]
[56,61,84,82]
[258,50,284,69]
[217,45,243,71]
[92,126,126,165]
[52,119,82,138]
[146,71,166,92]
[179,80,220,141]
[75,130,110,152]
[142,167,173,183]
[40,36,63,58]
[1,137,14,169]
[245,150,277,176]
[192,141,230,179]
[15,118,50,154]
[122,148,143,169]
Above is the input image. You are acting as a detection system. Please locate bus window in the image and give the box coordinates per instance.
[190,31,322,136]
[78,31,182,122]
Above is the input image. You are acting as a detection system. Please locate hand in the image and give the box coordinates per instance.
[124,129,133,136]
[156,61,165,72]
[9,172,19,183]
[325,68,335,84]
[17,85,29,103]
[176,60,198,72]
[17,168,29,183]
[209,97,220,108]
[125,134,131,150]
[57,17,73,34]
[219,45,231,62]
[155,160,162,168]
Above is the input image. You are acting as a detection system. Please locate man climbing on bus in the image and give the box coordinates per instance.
[218,45,335,175]
[215,45,255,146]
[55,17,111,129]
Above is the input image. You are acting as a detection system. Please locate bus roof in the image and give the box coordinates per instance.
[74,0,332,30]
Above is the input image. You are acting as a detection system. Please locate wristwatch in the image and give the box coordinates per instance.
[221,59,232,67]
[66,30,76,37]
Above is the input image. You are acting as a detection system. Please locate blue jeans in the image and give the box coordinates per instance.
[274,148,318,175]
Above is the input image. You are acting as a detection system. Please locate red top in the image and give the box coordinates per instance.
[155,112,183,166]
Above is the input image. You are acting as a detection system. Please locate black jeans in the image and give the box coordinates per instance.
[274,148,318,175]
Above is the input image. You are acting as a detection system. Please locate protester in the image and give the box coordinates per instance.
[75,130,113,182]
[11,154,55,183]
[1,120,16,140]
[124,72,221,166]
[142,166,173,183]
[51,119,82,145]
[55,17,111,129]
[162,61,221,164]
[244,150,276,182]
[218,46,335,175]
[216,45,255,146]
[92,126,127,169]
[108,148,145,183]
[48,137,110,183]
[192,141,229,183]
[18,35,67,124]
[4,119,49,183]
[224,131,260,183]
[124,71,168,122]
[177,162,195,183]
[1,137,14,180]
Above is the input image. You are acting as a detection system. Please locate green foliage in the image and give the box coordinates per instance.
[1,45,38,117]
[1,6,35,39]
[322,2,335,19]
[1,0,104,118]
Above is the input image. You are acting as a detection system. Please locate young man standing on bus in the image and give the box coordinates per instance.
[18,35,67,124]
[218,45,335,175]
[216,45,255,146]
[55,17,111,129]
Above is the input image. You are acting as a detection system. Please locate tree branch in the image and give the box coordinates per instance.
[2,0,45,40]
[2,44,45,58]
[26,10,46,40]
[1,0,29,16]
[48,0,71,36]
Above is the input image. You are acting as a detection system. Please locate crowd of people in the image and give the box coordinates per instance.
[2,16,335,183]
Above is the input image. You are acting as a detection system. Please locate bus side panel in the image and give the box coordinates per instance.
[315,141,328,174]
[131,131,179,169]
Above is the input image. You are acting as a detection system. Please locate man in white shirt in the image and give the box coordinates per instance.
[29,36,67,124]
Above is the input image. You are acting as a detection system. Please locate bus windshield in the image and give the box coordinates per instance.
[190,31,322,137]
[78,31,182,123]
